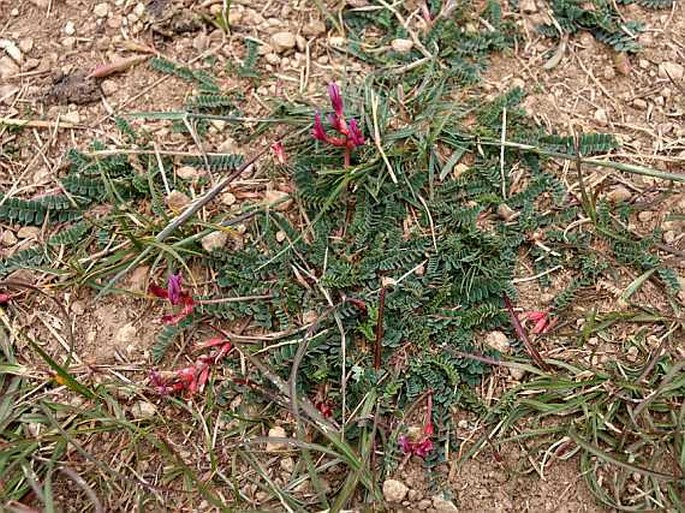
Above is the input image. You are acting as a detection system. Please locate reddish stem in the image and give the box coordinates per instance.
[503,295,550,371]
[343,147,351,168]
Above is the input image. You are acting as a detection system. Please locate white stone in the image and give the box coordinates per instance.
[485,330,510,353]
[176,165,205,180]
[220,192,237,206]
[19,38,34,54]
[93,3,110,18]
[279,456,294,473]
[658,62,684,81]
[594,108,608,126]
[201,231,229,252]
[101,79,118,96]
[265,426,288,452]
[1,230,17,247]
[391,38,413,53]
[166,190,191,212]
[606,186,631,203]
[0,56,19,79]
[62,37,76,49]
[265,53,280,65]
[0,39,22,63]
[133,2,146,17]
[62,110,81,124]
[432,494,459,513]
[382,479,409,503]
[17,226,40,239]
[329,36,345,47]
[270,32,296,53]
[509,366,526,380]
[302,20,326,37]
[64,21,76,35]
[132,401,157,418]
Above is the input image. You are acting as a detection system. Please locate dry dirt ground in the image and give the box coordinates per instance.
[1,0,684,512]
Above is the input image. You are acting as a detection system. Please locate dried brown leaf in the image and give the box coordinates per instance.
[87,55,149,79]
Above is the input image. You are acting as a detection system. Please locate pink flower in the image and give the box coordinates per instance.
[149,337,232,396]
[311,84,365,161]
[271,141,287,165]
[399,392,434,458]
[167,273,182,305]
[522,310,557,335]
[328,112,346,133]
[149,273,196,325]
[347,119,365,147]
[328,82,344,117]
[312,112,327,141]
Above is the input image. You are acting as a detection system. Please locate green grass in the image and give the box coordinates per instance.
[1,0,684,511]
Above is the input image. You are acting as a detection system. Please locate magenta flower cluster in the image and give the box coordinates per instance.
[312,83,365,152]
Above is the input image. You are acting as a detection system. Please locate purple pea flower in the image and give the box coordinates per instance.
[327,82,344,117]
[348,119,365,147]
[167,273,183,306]
[312,112,327,141]
[328,112,345,133]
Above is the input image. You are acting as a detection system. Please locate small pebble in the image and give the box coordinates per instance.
[302,20,326,37]
[265,426,287,452]
[221,192,237,206]
[17,226,41,239]
[329,35,345,47]
[176,165,205,181]
[0,230,17,246]
[520,0,538,13]
[432,494,459,513]
[663,231,676,244]
[509,367,526,380]
[61,37,76,49]
[606,186,632,203]
[279,457,294,473]
[391,38,413,53]
[64,21,76,35]
[0,57,18,79]
[270,32,296,53]
[632,98,647,110]
[382,479,409,503]
[201,231,229,252]
[18,38,34,53]
[265,53,280,65]
[62,110,81,124]
[594,108,608,126]
[93,2,110,18]
[417,499,432,510]
[101,79,118,96]
[166,190,191,212]
[485,331,509,353]
[658,62,684,80]
[637,210,653,222]
[132,401,157,418]
[626,346,639,362]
